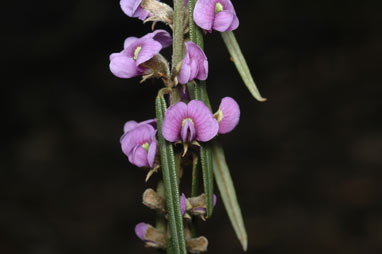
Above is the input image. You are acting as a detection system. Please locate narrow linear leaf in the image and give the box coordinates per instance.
[200,144,214,217]
[221,31,266,102]
[191,154,199,197]
[156,94,187,254]
[156,181,166,233]
[211,141,248,251]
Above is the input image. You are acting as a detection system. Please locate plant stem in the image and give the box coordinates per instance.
[172,0,185,68]
[169,0,185,105]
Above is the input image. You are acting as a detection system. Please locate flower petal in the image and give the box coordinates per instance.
[135,222,149,241]
[145,29,173,48]
[135,39,162,66]
[132,146,149,167]
[162,102,188,142]
[180,193,187,216]
[123,120,139,133]
[193,0,217,32]
[123,37,139,49]
[178,54,191,85]
[147,136,157,168]
[187,100,218,142]
[133,6,150,20]
[120,0,142,17]
[121,124,155,156]
[227,13,239,31]
[213,10,234,32]
[181,119,196,142]
[109,54,142,78]
[218,97,240,134]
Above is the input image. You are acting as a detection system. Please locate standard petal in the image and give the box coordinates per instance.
[123,120,139,133]
[121,124,155,156]
[187,100,219,142]
[213,10,234,32]
[109,54,141,78]
[123,37,139,49]
[135,39,162,66]
[120,0,142,17]
[162,102,188,142]
[218,97,240,134]
[193,0,217,31]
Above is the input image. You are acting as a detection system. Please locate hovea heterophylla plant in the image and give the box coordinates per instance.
[110,0,265,252]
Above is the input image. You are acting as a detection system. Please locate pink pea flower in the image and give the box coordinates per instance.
[178,41,208,85]
[193,0,239,32]
[215,97,240,134]
[120,0,149,20]
[109,30,172,79]
[162,100,219,143]
[120,122,157,168]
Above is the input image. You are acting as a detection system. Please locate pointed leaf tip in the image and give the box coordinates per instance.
[212,141,248,251]
[221,31,267,102]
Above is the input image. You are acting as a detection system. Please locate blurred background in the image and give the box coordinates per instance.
[3,0,382,253]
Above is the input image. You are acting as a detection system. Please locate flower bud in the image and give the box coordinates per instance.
[186,236,209,253]
[142,188,165,211]
[141,0,174,26]
[188,193,217,216]
[135,223,166,249]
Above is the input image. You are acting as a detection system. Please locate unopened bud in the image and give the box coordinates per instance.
[188,193,217,216]
[186,236,209,253]
[141,0,173,27]
[142,188,165,211]
[140,54,170,83]
[135,223,167,249]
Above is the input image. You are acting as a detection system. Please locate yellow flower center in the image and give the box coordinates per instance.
[182,118,194,128]
[142,142,149,152]
[215,109,224,122]
[215,2,223,13]
[133,46,142,60]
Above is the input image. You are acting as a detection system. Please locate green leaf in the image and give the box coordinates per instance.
[155,94,187,254]
[200,143,214,217]
[191,154,199,197]
[211,141,248,251]
[221,31,267,102]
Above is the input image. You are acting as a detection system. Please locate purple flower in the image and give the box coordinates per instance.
[178,42,208,85]
[193,0,239,32]
[135,222,149,241]
[162,100,219,143]
[180,193,187,216]
[120,0,149,20]
[109,30,172,79]
[120,122,157,168]
[215,97,240,134]
[123,119,157,133]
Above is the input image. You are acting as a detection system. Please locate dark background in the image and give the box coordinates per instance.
[3,0,382,253]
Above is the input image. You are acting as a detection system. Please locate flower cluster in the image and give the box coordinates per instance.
[111,0,242,252]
